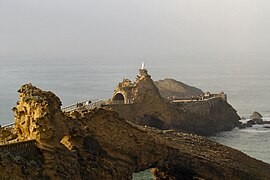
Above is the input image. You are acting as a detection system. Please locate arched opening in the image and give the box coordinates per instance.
[112,93,125,104]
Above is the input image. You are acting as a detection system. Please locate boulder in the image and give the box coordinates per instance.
[254,118,264,124]
[239,123,252,129]
[239,118,266,129]
[247,120,256,126]
[250,111,263,121]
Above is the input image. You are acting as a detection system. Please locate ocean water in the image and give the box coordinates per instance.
[0,57,269,179]
[210,118,270,164]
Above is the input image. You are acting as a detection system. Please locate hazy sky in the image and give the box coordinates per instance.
[1,0,270,60]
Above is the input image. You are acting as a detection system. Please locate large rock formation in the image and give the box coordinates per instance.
[108,69,240,136]
[0,84,270,179]
[155,78,203,99]
[250,111,264,124]
[132,69,174,129]
[239,111,270,129]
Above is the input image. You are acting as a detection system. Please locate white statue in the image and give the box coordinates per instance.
[141,62,145,69]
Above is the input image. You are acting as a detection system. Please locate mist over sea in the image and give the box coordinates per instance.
[1,57,270,179]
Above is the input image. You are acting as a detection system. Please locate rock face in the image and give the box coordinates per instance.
[108,69,240,136]
[0,84,270,179]
[155,78,203,99]
[132,69,174,129]
[172,98,241,135]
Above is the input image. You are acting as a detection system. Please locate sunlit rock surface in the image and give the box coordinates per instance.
[0,84,269,179]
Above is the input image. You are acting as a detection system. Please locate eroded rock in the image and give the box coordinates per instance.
[0,84,269,179]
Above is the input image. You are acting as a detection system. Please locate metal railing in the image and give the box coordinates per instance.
[84,100,104,110]
[1,122,15,128]
[62,99,105,112]
[1,99,107,127]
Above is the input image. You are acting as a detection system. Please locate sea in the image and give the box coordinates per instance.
[0,57,269,179]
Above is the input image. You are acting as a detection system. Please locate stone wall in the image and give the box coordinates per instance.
[173,97,223,116]
[174,100,210,115]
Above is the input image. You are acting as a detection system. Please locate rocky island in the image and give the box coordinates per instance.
[239,111,270,129]
[106,68,240,136]
[0,83,269,179]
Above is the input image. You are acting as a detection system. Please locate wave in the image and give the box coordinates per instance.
[239,126,270,133]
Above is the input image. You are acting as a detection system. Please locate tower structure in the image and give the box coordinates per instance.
[139,62,149,77]
[141,62,145,70]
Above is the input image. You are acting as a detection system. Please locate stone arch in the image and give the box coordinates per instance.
[112,93,125,104]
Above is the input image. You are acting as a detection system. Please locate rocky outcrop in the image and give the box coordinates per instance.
[109,69,240,136]
[250,111,263,124]
[239,111,270,129]
[250,111,263,120]
[0,84,270,179]
[155,78,203,99]
[131,69,174,129]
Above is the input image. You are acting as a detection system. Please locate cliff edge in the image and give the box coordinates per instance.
[0,84,269,179]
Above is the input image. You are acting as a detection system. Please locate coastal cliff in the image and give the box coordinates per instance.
[0,84,270,179]
[108,69,240,136]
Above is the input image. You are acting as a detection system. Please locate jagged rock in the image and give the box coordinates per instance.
[247,120,256,126]
[239,123,252,129]
[0,84,269,179]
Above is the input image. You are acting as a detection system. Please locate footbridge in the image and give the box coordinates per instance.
[61,99,106,112]
[1,122,15,128]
